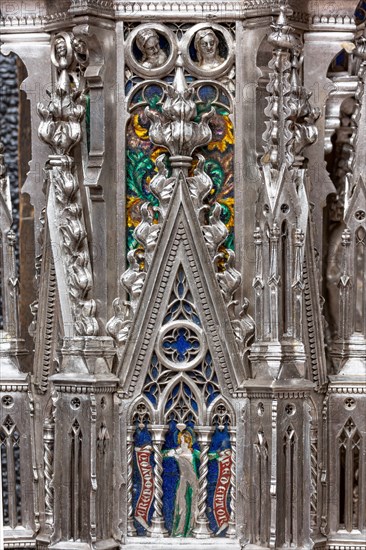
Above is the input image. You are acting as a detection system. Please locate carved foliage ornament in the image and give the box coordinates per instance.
[37,32,98,337]
[38,32,89,156]
[107,53,253,360]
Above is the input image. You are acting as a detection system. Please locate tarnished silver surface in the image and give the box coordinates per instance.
[0,1,366,549]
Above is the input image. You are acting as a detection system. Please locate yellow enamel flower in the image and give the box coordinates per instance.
[207,115,234,153]
[151,147,168,164]
[133,114,149,140]
[126,196,142,227]
[218,197,234,229]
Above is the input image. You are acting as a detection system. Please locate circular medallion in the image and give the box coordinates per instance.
[180,23,234,79]
[51,32,73,69]
[125,24,177,79]
[156,320,206,371]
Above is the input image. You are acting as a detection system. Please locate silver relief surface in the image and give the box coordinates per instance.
[0,2,366,550]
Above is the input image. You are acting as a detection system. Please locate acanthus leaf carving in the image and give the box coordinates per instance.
[230,298,255,364]
[134,202,161,270]
[106,299,133,348]
[186,153,213,215]
[38,32,98,337]
[216,249,242,305]
[149,154,176,220]
[38,32,89,156]
[202,203,229,259]
[106,249,145,347]
[121,250,146,310]
[145,54,214,158]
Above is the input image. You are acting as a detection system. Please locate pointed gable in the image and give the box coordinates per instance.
[118,177,246,397]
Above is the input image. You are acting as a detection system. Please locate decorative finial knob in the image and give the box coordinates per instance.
[277,4,288,27]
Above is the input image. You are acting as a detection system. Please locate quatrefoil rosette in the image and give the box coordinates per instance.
[156,320,207,371]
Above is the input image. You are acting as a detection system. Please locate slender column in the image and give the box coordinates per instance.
[345,434,353,532]
[126,428,136,537]
[268,222,281,341]
[254,436,262,543]
[292,228,305,341]
[227,428,237,538]
[71,421,82,540]
[4,230,19,337]
[6,430,16,528]
[44,416,55,527]
[193,427,212,538]
[338,229,352,341]
[253,227,264,341]
[148,425,168,537]
[284,429,292,547]
[292,432,299,548]
[310,427,318,532]
[259,434,269,544]
[269,399,278,549]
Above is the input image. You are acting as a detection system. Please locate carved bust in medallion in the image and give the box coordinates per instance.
[135,28,167,69]
[193,28,225,70]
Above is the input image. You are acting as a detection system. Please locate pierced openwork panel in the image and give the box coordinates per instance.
[143,268,221,410]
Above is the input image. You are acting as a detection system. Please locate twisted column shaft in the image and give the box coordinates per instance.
[148,426,168,537]
[193,427,212,538]
[227,429,237,538]
[44,417,55,526]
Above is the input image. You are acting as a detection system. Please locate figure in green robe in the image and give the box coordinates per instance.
[164,430,200,537]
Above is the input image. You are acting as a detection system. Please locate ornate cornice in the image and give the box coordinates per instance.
[51,383,118,394]
[71,0,114,9]
[3,542,36,549]
[290,11,356,31]
[0,0,280,28]
[236,378,315,399]
[0,12,69,32]
[0,382,29,393]
[327,545,366,550]
[69,0,115,17]
[115,0,279,20]
[0,1,357,28]
[328,385,366,394]
[242,390,313,399]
